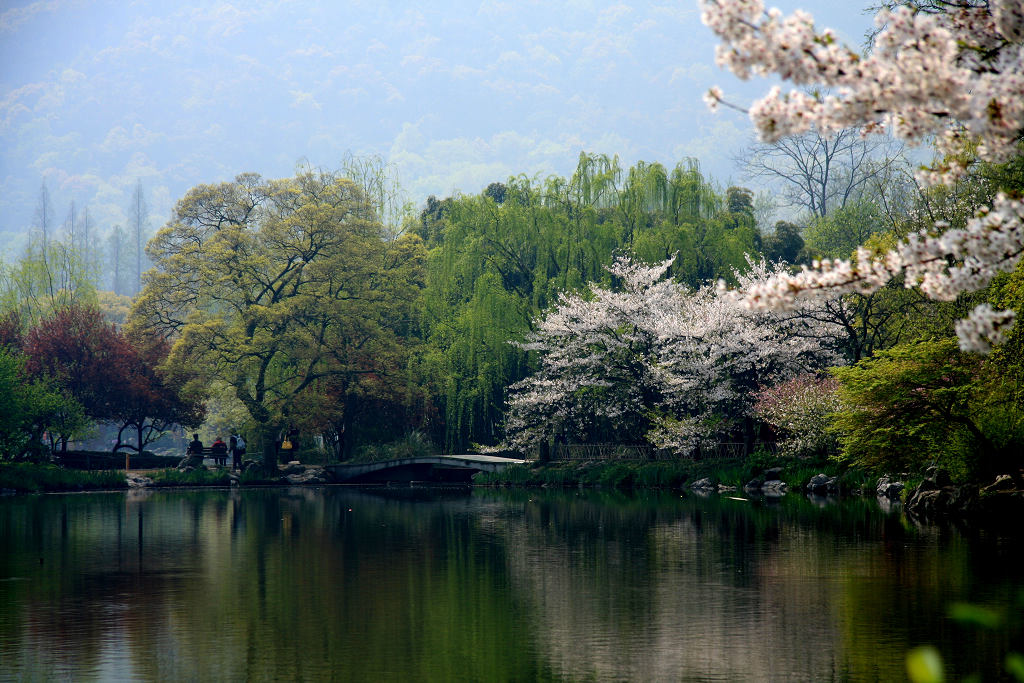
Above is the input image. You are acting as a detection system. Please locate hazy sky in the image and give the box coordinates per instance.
[0,1,872,254]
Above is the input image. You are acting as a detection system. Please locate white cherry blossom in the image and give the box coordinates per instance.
[500,255,842,454]
[702,0,1024,351]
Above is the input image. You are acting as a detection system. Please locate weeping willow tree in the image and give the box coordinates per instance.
[1,239,98,325]
[417,152,760,451]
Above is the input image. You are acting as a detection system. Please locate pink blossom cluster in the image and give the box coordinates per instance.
[753,374,842,457]
[702,0,1024,352]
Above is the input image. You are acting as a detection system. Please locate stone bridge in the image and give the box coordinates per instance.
[323,454,527,484]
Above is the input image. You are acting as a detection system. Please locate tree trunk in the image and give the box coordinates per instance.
[743,416,756,457]
[260,423,277,473]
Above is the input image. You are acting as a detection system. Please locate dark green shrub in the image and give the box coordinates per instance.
[350,431,437,464]
[597,463,636,489]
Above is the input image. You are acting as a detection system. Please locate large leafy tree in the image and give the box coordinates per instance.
[131,170,422,470]
[0,347,77,460]
[832,339,1024,480]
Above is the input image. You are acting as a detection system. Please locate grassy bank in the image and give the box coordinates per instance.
[474,457,873,493]
[0,463,128,493]
[148,468,234,487]
[0,462,313,493]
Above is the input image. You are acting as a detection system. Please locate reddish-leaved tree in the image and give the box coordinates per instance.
[23,304,205,454]
[24,304,129,450]
[110,331,205,455]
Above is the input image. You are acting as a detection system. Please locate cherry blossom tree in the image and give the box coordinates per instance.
[501,255,842,456]
[701,0,1024,352]
[754,374,842,457]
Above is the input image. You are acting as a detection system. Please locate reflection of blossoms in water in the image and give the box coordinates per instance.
[701,0,1024,352]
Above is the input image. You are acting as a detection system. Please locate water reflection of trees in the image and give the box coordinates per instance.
[1,489,1020,681]
[476,489,1015,682]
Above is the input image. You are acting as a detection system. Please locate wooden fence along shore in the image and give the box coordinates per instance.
[547,442,778,462]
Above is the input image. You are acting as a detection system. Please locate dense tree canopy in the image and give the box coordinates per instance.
[832,339,1024,480]
[23,304,128,450]
[418,154,766,450]
[110,331,205,456]
[131,170,426,468]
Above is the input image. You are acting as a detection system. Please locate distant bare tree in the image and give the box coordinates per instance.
[107,225,128,296]
[63,200,77,247]
[737,127,904,218]
[128,181,148,294]
[34,182,53,250]
[79,205,94,277]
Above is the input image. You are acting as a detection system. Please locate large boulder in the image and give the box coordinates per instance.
[762,479,788,495]
[177,454,205,470]
[905,482,977,516]
[924,466,952,487]
[982,474,1017,493]
[285,467,330,485]
[876,475,905,500]
[690,477,716,491]
[126,473,153,488]
[905,467,978,516]
[806,473,838,495]
[241,459,261,473]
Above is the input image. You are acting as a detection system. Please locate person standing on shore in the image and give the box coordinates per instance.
[279,428,294,462]
[231,433,246,471]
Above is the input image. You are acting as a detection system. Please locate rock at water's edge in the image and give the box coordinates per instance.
[876,475,905,500]
[177,455,204,470]
[806,473,837,494]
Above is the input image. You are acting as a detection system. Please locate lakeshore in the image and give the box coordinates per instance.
[4,456,1022,522]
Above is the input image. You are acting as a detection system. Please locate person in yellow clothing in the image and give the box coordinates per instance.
[279,426,298,462]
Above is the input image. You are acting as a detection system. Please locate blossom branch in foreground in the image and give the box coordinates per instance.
[701,0,1024,351]
[743,192,1024,351]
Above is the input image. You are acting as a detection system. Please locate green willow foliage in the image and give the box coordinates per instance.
[417,152,761,451]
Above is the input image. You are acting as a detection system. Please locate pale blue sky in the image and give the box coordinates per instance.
[0,0,872,253]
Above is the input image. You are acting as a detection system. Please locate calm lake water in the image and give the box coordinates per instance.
[1,486,1021,682]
